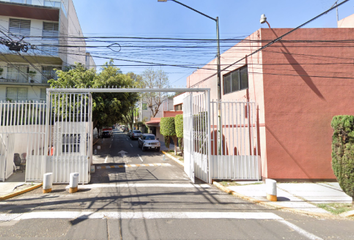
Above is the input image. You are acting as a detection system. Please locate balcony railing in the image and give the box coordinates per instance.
[0,0,62,8]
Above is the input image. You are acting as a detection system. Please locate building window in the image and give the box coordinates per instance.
[9,19,30,37]
[42,66,60,83]
[175,104,182,111]
[6,87,28,101]
[62,134,80,153]
[40,88,46,100]
[7,65,29,83]
[223,65,248,95]
[41,22,59,56]
[142,103,148,110]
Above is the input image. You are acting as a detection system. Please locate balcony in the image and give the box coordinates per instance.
[0,0,63,21]
[0,0,64,9]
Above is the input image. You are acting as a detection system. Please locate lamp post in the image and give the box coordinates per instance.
[157,0,221,101]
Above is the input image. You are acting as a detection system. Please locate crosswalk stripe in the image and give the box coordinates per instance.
[66,183,211,189]
[0,211,283,221]
[96,163,171,169]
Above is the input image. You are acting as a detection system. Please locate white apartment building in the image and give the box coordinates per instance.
[0,0,95,102]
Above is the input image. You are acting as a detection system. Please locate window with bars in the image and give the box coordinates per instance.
[62,134,80,153]
[6,87,28,101]
[9,19,30,37]
[7,65,29,83]
[223,65,248,95]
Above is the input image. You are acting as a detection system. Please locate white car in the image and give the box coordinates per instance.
[138,134,160,152]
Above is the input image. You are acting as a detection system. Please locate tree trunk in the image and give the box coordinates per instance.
[172,136,178,155]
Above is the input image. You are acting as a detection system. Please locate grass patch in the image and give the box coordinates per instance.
[219,181,263,187]
[317,203,353,215]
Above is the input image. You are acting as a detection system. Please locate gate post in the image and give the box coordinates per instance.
[206,90,211,184]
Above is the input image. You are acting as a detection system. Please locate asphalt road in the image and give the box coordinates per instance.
[1,129,354,239]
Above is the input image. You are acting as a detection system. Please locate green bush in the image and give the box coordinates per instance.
[175,114,183,138]
[160,117,175,136]
[331,115,354,206]
[175,114,183,154]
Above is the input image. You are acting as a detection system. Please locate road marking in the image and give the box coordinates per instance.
[109,145,111,148]
[130,144,133,148]
[104,156,108,163]
[66,183,211,189]
[278,219,323,240]
[96,163,171,169]
[138,154,143,162]
[0,211,283,221]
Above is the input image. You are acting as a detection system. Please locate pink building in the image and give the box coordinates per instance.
[187,26,354,181]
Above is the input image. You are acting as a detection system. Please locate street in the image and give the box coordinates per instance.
[1,129,354,239]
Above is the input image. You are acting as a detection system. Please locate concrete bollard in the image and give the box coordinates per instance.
[69,172,79,193]
[43,173,53,193]
[266,179,277,201]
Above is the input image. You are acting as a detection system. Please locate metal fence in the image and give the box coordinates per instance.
[46,93,92,184]
[183,92,211,183]
[210,100,261,180]
[0,101,46,182]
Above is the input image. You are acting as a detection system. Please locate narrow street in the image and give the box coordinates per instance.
[0,129,354,239]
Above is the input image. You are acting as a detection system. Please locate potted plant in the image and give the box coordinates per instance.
[28,70,36,83]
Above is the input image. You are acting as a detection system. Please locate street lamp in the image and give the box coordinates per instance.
[157,0,221,101]
[260,14,271,28]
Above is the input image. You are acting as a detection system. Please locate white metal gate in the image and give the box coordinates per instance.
[46,92,92,184]
[183,92,211,183]
[210,100,261,180]
[0,101,46,182]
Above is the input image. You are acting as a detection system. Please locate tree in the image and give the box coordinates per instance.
[48,61,139,133]
[175,114,183,155]
[141,68,169,117]
[160,117,178,154]
[331,115,354,206]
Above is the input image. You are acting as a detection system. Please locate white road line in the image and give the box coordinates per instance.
[278,219,323,240]
[66,183,211,189]
[130,144,133,147]
[104,156,108,163]
[0,211,283,221]
[138,154,143,162]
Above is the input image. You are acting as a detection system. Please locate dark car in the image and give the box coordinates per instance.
[102,130,111,138]
[130,130,142,140]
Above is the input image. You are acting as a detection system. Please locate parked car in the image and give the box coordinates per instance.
[102,130,111,138]
[130,130,142,140]
[138,134,160,151]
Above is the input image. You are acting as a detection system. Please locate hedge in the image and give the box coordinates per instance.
[331,115,354,205]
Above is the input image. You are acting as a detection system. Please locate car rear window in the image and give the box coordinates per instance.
[146,136,155,140]
[133,130,141,133]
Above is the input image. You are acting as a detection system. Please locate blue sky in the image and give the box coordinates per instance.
[72,0,354,87]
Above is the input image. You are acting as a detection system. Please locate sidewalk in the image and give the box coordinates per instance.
[212,181,354,218]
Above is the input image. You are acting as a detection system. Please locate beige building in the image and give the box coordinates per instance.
[0,0,95,102]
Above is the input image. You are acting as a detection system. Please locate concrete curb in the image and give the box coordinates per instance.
[212,181,337,219]
[161,151,184,166]
[0,183,42,201]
